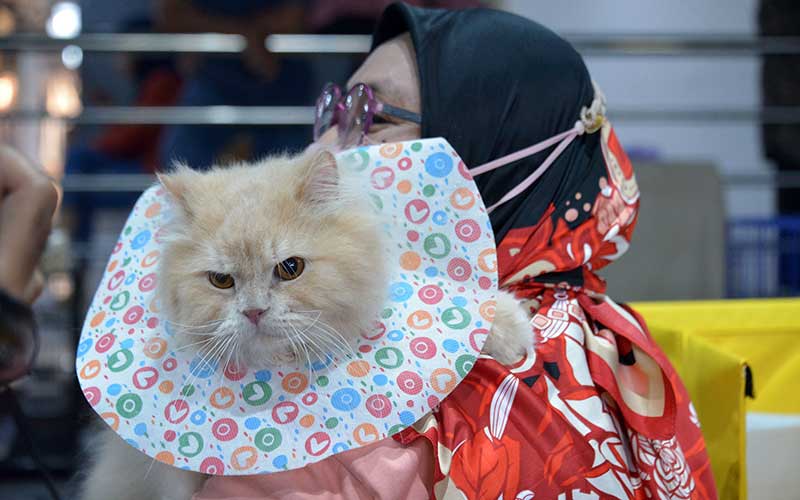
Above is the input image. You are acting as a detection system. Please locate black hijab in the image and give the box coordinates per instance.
[372,3,604,245]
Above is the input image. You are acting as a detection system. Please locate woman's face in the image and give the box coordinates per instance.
[314,34,422,148]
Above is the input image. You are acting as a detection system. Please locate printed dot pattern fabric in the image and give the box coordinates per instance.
[76,138,498,475]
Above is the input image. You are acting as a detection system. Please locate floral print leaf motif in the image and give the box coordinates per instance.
[490,375,519,440]
[449,429,521,500]
[446,374,523,500]
[543,431,576,486]
[629,432,695,500]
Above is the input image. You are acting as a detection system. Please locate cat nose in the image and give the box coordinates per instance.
[242,308,266,325]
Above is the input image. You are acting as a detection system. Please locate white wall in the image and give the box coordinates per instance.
[502,0,772,217]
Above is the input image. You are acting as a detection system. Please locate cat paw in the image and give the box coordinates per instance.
[482,290,533,366]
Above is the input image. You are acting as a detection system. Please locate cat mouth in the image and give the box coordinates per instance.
[251,331,296,350]
[256,328,286,338]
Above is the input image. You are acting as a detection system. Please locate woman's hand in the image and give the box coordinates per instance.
[0,146,59,303]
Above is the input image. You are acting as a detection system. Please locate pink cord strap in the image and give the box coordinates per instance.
[468,82,608,214]
[484,128,579,214]
[468,125,580,177]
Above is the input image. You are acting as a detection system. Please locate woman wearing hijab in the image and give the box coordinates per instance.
[194,4,717,499]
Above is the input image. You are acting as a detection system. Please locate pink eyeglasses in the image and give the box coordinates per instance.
[313,82,421,147]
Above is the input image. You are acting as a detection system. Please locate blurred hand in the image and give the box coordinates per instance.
[242,28,280,80]
[241,4,306,80]
[156,0,306,81]
[0,146,58,304]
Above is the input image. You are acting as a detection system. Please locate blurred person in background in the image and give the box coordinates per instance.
[0,146,58,385]
[759,0,800,294]
[66,17,182,177]
[155,0,313,168]
[154,0,481,169]
[0,148,63,500]
[84,18,182,174]
[760,0,800,216]
[63,17,182,245]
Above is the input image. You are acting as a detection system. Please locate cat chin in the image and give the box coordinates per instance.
[236,337,301,369]
[239,348,297,369]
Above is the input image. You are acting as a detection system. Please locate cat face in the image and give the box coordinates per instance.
[157,150,386,369]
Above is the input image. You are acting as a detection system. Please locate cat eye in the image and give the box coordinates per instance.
[275,257,305,281]
[208,272,235,289]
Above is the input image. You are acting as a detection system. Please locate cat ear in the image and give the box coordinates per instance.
[157,163,199,218]
[297,149,339,205]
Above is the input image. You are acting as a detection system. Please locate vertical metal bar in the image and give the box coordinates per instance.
[789,219,800,295]
[758,221,765,296]
[727,221,736,298]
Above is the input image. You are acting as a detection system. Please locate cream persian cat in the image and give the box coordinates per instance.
[79,148,532,500]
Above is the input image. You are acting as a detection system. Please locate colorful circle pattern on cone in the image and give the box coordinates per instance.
[76,138,497,475]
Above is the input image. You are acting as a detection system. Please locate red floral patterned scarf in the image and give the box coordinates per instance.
[394,120,717,499]
[374,4,717,498]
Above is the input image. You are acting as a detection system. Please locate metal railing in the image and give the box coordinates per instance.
[3,31,797,193]
[5,106,800,125]
[3,33,800,124]
[3,33,800,56]
[10,106,316,125]
[59,172,800,194]
[0,33,247,53]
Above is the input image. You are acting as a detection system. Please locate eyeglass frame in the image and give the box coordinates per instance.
[313,82,421,147]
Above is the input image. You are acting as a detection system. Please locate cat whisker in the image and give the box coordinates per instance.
[143,455,158,481]
[204,335,232,373]
[276,323,303,370]
[234,337,241,376]
[277,318,353,364]
[213,335,231,385]
[291,310,324,316]
[181,335,229,399]
[179,341,217,395]
[192,334,226,366]
[183,336,220,376]
[304,328,355,364]
[292,327,331,364]
[164,319,224,332]
[298,325,335,382]
[173,336,215,352]
[283,323,351,382]
[285,310,323,326]
[219,334,239,383]
[164,318,223,328]
[291,330,342,385]
[231,336,241,373]
[288,323,314,387]
[281,311,358,361]
[288,311,321,332]
[303,321,359,361]
[313,318,355,346]
[271,327,340,424]
[172,329,220,337]
[155,336,230,481]
[169,323,223,337]
[293,327,331,371]
[195,336,233,394]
